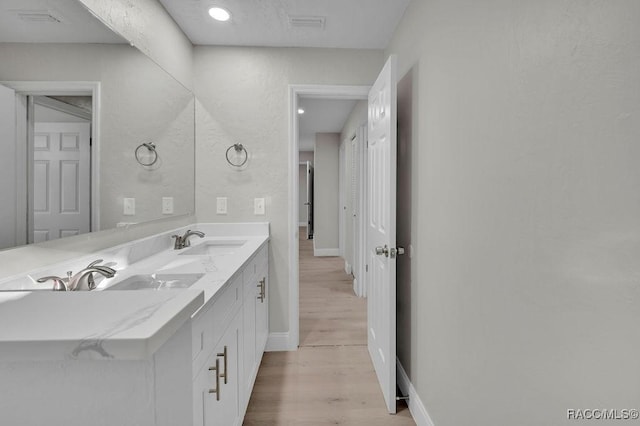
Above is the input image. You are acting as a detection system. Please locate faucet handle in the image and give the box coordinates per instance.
[85,259,104,268]
[37,276,68,291]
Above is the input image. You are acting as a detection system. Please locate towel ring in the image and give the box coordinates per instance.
[135,142,158,166]
[225,143,248,167]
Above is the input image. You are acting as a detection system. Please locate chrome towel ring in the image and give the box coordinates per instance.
[225,143,248,167]
[135,142,158,166]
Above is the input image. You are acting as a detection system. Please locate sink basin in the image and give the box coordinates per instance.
[179,240,247,256]
[105,273,205,291]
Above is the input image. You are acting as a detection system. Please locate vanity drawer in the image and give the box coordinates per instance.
[211,274,242,347]
[192,274,242,377]
[191,302,215,376]
[243,245,268,290]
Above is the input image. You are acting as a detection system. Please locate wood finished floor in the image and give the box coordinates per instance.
[243,229,415,425]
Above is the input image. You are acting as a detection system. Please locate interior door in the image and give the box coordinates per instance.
[33,122,91,243]
[306,162,314,239]
[366,55,398,414]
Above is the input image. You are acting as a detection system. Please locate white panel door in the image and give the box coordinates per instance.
[33,122,90,243]
[367,55,397,414]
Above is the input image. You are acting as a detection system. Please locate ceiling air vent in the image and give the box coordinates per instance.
[288,15,326,30]
[14,10,62,23]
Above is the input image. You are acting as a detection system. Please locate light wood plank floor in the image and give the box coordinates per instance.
[243,229,415,425]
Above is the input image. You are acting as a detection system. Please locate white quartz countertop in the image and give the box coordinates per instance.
[0,223,269,362]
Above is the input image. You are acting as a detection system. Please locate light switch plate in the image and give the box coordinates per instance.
[254,198,265,215]
[162,197,174,215]
[123,198,135,216]
[216,197,228,214]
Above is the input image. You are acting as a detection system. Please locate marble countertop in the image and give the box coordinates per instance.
[0,223,269,362]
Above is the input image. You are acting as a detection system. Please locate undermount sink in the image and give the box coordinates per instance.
[105,273,205,291]
[178,240,247,256]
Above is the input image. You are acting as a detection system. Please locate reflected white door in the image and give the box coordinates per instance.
[367,55,397,414]
[33,122,91,243]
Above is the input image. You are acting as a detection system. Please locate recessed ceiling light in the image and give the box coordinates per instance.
[208,7,231,22]
[298,108,305,114]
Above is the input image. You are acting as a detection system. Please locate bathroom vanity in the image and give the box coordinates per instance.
[0,223,269,426]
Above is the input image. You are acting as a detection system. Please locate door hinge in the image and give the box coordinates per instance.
[365,264,368,272]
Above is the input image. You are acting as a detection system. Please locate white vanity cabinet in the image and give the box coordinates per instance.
[193,243,269,426]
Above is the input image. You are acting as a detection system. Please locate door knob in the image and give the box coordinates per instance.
[390,246,405,258]
[375,245,389,257]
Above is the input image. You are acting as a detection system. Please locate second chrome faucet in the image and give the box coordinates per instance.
[37,259,116,291]
[172,230,205,250]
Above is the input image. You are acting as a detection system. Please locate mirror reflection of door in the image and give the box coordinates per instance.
[31,96,92,243]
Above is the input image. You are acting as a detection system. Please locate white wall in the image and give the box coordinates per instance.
[77,0,193,90]
[193,46,384,333]
[314,133,341,252]
[386,1,640,425]
[0,84,16,250]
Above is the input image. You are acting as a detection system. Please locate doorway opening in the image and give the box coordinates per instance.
[0,81,101,249]
[287,85,370,350]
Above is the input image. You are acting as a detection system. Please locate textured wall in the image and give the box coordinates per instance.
[386,0,640,425]
[77,0,193,90]
[0,43,195,230]
[314,133,340,251]
[194,46,384,333]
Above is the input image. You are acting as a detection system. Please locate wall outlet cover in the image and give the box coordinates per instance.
[162,197,174,215]
[216,197,228,215]
[123,198,135,216]
[254,198,265,215]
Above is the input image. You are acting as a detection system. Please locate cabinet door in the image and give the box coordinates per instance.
[204,310,241,426]
[255,269,269,358]
[242,287,256,411]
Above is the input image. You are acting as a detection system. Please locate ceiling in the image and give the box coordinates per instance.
[298,99,358,151]
[158,0,411,49]
[0,0,125,43]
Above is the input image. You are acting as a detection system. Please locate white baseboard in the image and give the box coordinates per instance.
[344,261,352,275]
[265,332,296,352]
[397,358,435,426]
[314,248,341,257]
[298,222,306,227]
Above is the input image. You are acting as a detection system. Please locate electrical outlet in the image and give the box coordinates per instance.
[123,198,135,216]
[162,197,174,215]
[254,198,265,215]
[216,197,228,214]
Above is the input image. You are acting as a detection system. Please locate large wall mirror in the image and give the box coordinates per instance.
[0,0,195,250]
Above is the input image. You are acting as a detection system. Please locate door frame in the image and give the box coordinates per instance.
[286,84,370,350]
[1,81,102,235]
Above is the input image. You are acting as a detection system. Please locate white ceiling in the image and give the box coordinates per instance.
[158,0,411,49]
[0,0,125,43]
[298,99,358,151]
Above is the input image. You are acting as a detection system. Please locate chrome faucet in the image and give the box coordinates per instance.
[172,229,205,250]
[37,259,116,291]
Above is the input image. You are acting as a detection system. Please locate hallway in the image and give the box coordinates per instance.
[243,229,415,425]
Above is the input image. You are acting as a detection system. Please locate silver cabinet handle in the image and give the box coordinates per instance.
[208,358,220,401]
[217,346,228,384]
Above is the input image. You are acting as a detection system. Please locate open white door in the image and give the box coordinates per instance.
[367,55,398,413]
